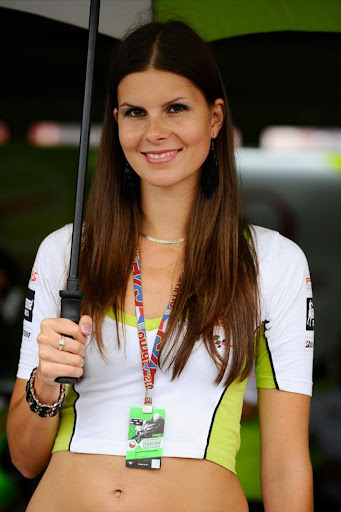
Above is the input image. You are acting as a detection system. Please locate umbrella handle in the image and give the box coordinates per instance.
[55,287,84,384]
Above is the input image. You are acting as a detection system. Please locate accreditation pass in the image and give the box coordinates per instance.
[126,407,166,470]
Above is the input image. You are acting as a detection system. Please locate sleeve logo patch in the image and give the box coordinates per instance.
[30,270,38,282]
[305,276,312,291]
[306,298,314,330]
[24,289,35,323]
[23,328,32,340]
[305,338,314,351]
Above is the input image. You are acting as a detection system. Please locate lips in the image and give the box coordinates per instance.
[142,149,182,164]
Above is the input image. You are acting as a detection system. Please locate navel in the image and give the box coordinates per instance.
[114,489,122,499]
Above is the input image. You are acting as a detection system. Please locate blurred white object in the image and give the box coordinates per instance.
[261,126,341,152]
[27,122,102,148]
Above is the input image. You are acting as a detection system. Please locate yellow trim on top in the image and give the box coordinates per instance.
[106,307,162,332]
[255,331,276,389]
[205,378,248,474]
[52,384,78,452]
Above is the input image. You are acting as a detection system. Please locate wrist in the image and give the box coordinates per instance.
[26,367,66,417]
[34,367,61,404]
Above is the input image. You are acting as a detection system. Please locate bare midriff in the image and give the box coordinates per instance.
[27,452,249,512]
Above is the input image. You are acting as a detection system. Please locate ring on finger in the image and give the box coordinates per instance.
[58,335,65,351]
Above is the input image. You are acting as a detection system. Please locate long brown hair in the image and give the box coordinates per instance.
[79,21,260,387]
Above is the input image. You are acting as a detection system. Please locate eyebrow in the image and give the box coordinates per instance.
[119,97,190,108]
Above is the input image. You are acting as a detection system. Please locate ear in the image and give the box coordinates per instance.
[210,98,225,138]
[113,108,118,123]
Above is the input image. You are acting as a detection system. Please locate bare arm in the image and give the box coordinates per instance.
[259,388,313,512]
[7,376,60,479]
[7,315,92,479]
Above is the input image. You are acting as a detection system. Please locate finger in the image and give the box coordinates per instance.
[40,318,88,344]
[40,343,85,368]
[79,315,92,337]
[55,335,86,358]
[40,360,84,383]
[38,330,86,357]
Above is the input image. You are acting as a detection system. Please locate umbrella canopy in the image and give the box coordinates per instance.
[155,0,341,40]
[0,0,150,39]
[1,0,341,41]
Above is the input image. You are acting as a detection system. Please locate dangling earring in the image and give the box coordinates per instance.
[201,138,219,199]
[122,160,138,201]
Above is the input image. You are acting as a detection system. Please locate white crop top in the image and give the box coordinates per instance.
[18,224,314,474]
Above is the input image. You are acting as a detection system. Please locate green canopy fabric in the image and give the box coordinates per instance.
[154,0,341,41]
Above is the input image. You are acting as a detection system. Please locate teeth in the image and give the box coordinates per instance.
[146,150,178,159]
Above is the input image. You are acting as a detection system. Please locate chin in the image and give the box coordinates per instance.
[147,170,198,187]
[149,180,180,189]
[141,172,179,188]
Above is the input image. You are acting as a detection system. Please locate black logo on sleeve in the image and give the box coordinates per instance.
[24,289,35,323]
[306,298,314,330]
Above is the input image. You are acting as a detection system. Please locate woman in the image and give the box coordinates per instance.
[7,21,314,511]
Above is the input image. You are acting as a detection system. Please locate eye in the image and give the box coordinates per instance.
[124,108,146,118]
[167,103,189,114]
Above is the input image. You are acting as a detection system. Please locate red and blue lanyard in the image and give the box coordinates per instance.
[133,248,182,412]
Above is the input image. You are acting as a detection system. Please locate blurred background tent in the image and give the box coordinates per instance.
[0,1,341,511]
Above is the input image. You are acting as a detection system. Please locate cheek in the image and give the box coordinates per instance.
[185,114,211,146]
[186,124,211,159]
[187,127,211,170]
[118,127,140,151]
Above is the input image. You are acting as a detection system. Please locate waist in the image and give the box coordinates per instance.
[27,452,248,512]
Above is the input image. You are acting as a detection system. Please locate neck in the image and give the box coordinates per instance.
[140,181,197,240]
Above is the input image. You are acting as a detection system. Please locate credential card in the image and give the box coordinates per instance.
[126,407,166,470]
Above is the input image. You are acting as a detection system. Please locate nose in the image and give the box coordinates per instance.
[145,115,169,144]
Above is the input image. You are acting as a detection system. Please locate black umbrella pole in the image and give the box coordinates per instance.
[56,0,101,384]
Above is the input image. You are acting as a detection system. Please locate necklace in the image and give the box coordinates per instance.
[140,232,186,244]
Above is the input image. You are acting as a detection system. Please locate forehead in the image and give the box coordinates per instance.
[117,68,206,104]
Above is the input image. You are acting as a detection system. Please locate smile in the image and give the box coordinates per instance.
[142,149,181,164]
[146,150,179,159]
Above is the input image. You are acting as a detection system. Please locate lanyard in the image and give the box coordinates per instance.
[133,248,182,413]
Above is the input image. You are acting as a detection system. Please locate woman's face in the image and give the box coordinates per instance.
[114,69,224,193]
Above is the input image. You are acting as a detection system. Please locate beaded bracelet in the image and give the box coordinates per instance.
[25,367,66,417]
